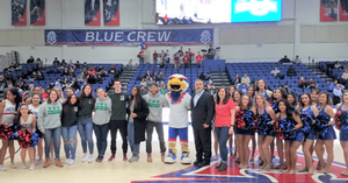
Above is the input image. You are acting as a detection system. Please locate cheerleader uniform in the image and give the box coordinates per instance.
[234,110,254,136]
[280,113,304,143]
[20,114,34,131]
[300,107,315,141]
[317,105,336,141]
[1,99,17,128]
[257,91,270,101]
[338,104,348,141]
[257,107,275,137]
[28,104,39,117]
[271,101,279,113]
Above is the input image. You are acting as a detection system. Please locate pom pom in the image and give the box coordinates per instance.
[0,124,15,140]
[235,110,246,129]
[335,111,343,130]
[271,102,279,114]
[257,114,273,135]
[300,113,314,134]
[274,118,297,140]
[17,130,33,148]
[30,132,39,147]
[314,113,331,139]
[243,110,257,131]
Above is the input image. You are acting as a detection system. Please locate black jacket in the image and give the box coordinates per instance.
[127,97,149,144]
[190,91,215,128]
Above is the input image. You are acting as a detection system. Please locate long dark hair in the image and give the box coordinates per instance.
[277,99,298,121]
[130,86,142,109]
[47,90,59,104]
[4,87,22,111]
[64,94,79,106]
[299,93,312,109]
[14,104,32,128]
[274,88,288,100]
[319,92,333,106]
[216,87,230,105]
[287,93,298,107]
[79,84,95,100]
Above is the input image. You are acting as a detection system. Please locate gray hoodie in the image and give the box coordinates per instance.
[143,92,168,122]
[93,97,112,125]
[37,101,62,132]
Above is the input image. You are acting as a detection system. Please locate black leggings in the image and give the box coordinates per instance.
[109,120,128,155]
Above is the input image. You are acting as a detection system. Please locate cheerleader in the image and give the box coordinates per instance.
[29,94,43,164]
[311,89,320,106]
[255,79,272,102]
[93,88,112,162]
[276,99,303,175]
[61,94,79,165]
[335,91,348,176]
[246,86,256,162]
[14,104,37,170]
[235,95,254,168]
[287,93,298,110]
[272,89,288,170]
[314,92,336,173]
[253,94,276,170]
[78,84,96,163]
[0,87,22,171]
[298,93,318,175]
[37,90,63,168]
[230,89,243,159]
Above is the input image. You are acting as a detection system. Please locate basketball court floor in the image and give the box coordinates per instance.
[1,109,348,183]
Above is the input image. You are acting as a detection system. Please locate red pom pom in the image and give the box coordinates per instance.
[335,111,343,130]
[235,110,246,129]
[17,130,33,148]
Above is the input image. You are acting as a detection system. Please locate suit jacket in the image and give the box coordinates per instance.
[191,91,215,129]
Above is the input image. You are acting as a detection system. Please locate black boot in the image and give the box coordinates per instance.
[215,162,222,169]
[218,162,227,171]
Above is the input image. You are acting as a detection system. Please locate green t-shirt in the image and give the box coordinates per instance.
[109,92,129,121]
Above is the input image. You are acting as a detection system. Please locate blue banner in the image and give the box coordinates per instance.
[44,29,213,46]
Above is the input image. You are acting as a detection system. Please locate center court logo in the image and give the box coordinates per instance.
[200,30,211,45]
[46,31,57,45]
[235,0,278,16]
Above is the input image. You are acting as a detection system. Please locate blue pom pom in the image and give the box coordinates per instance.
[30,132,39,147]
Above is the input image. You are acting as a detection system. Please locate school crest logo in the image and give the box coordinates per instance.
[46,31,57,45]
[200,30,211,45]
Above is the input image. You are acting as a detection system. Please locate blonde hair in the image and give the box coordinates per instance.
[53,86,65,100]
[253,93,269,109]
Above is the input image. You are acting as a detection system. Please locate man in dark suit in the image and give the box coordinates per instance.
[191,79,215,168]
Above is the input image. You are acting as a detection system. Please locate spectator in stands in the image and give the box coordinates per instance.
[298,77,307,88]
[37,71,44,81]
[27,84,34,97]
[334,61,341,69]
[122,85,128,93]
[293,55,302,64]
[159,83,168,95]
[137,48,145,64]
[8,63,15,72]
[158,71,165,81]
[341,69,348,85]
[53,57,60,66]
[239,83,248,94]
[87,67,98,77]
[278,55,291,64]
[183,51,190,68]
[177,46,184,57]
[196,51,203,68]
[63,78,68,85]
[140,85,147,95]
[174,53,180,69]
[231,74,241,86]
[68,67,75,77]
[147,77,155,86]
[145,70,152,81]
[140,78,147,87]
[56,78,64,86]
[87,74,96,84]
[333,84,343,105]
[207,83,216,95]
[159,50,166,64]
[75,60,80,69]
[48,81,55,89]
[27,56,35,63]
[77,71,85,82]
[99,69,108,77]
[97,65,104,72]
[67,60,75,69]
[35,58,43,67]
[199,71,210,81]
[165,50,171,64]
[14,62,22,71]
[62,67,69,77]
[342,61,348,70]
[96,75,103,84]
[270,67,281,77]
[286,65,297,77]
[153,50,158,64]
[188,48,195,64]
[31,71,37,81]
[0,75,6,91]
[60,59,67,68]
[307,77,316,89]
[7,81,13,87]
[241,74,250,86]
[108,64,117,78]
[5,71,13,82]
[71,80,80,92]
[152,72,158,81]
[328,80,344,92]
[283,83,295,95]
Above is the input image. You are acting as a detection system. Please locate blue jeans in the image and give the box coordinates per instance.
[61,125,78,160]
[93,124,109,156]
[127,122,140,155]
[78,117,94,154]
[215,126,230,162]
[43,127,61,158]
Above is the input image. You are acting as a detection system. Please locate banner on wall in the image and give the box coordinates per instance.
[103,0,120,26]
[85,0,101,26]
[320,0,338,21]
[339,0,348,21]
[12,0,27,26]
[30,0,46,25]
[44,29,213,46]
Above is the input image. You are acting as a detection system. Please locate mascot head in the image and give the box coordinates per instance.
[167,74,189,103]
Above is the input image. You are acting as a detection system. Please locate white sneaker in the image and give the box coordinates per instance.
[22,163,27,169]
[64,159,71,164]
[11,162,17,169]
[82,154,88,162]
[29,163,35,170]
[0,164,6,171]
[87,155,94,163]
[68,159,75,165]
[36,159,43,165]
